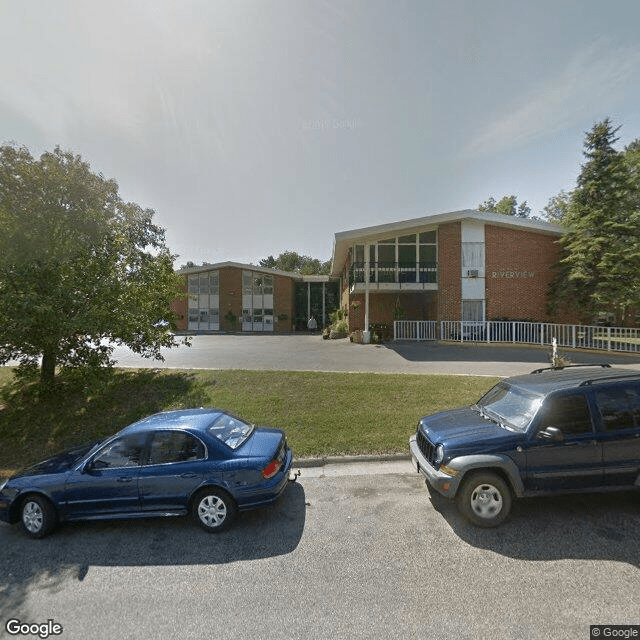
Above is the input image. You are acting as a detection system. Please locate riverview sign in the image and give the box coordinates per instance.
[491,270,535,279]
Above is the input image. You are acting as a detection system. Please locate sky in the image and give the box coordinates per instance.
[2,0,640,267]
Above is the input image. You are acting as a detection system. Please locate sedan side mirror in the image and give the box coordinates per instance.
[537,426,564,442]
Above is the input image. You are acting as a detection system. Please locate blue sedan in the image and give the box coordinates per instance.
[0,408,293,538]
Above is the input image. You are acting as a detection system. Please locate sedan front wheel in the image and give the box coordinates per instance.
[21,495,57,539]
[192,488,237,533]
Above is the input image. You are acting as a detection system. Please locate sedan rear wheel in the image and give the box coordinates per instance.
[192,488,237,533]
[21,495,57,539]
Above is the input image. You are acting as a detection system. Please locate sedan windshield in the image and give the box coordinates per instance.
[476,382,543,431]
[207,413,254,449]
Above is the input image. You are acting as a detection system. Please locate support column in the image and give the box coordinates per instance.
[363,244,371,344]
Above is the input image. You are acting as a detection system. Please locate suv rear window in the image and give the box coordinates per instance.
[595,385,640,431]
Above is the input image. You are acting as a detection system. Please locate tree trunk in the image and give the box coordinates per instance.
[40,349,57,385]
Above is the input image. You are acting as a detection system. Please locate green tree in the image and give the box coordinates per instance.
[552,119,640,323]
[258,251,330,275]
[478,195,531,218]
[0,144,186,385]
[543,190,571,223]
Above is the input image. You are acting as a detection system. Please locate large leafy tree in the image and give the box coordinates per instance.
[551,119,640,323]
[543,190,572,224]
[478,195,531,218]
[0,144,186,384]
[258,251,330,275]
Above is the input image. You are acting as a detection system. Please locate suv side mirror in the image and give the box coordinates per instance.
[537,426,564,442]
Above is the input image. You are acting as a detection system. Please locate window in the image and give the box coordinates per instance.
[477,382,543,431]
[462,242,484,269]
[462,300,484,322]
[207,413,254,449]
[420,230,436,244]
[536,394,593,436]
[596,385,640,431]
[93,433,148,469]
[148,431,205,465]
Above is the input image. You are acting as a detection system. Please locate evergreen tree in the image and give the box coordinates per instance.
[554,119,640,323]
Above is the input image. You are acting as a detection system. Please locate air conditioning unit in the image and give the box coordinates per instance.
[467,269,479,278]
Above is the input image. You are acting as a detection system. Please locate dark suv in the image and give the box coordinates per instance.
[409,364,640,527]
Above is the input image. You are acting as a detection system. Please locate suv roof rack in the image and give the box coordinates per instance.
[530,363,611,375]
[579,372,640,386]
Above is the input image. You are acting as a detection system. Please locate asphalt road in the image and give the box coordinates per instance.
[109,333,640,377]
[1,462,639,640]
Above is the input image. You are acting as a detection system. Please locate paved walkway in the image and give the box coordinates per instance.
[109,333,640,378]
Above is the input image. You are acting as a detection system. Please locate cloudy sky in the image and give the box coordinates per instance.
[2,0,640,266]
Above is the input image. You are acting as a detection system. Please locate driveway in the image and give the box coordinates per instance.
[110,334,640,377]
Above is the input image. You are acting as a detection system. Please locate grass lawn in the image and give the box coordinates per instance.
[0,367,497,477]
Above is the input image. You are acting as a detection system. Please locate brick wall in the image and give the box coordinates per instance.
[437,222,462,320]
[348,292,438,331]
[485,225,575,322]
[219,267,242,330]
[274,275,295,333]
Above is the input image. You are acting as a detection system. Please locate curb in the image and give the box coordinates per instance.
[292,452,411,468]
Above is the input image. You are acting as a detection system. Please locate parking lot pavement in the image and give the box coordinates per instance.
[299,458,414,477]
[2,469,638,640]
[108,333,640,377]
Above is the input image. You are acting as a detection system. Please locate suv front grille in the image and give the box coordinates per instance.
[416,429,437,468]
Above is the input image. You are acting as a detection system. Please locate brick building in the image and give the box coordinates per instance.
[174,262,339,333]
[174,210,572,334]
[330,209,574,334]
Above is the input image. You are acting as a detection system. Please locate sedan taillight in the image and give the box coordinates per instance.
[261,459,282,479]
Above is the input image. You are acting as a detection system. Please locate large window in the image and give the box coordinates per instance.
[188,271,219,331]
[242,271,274,331]
[352,231,437,284]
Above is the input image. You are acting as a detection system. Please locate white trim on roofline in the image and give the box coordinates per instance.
[330,209,563,276]
[177,261,304,280]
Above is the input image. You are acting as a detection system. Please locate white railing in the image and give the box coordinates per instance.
[394,320,640,353]
[394,320,438,341]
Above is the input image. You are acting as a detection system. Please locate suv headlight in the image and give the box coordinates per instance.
[0,479,7,493]
[435,444,444,464]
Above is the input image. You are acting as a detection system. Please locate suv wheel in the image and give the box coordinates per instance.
[457,472,511,527]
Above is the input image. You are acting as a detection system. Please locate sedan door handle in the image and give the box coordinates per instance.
[117,477,133,482]
[179,473,198,478]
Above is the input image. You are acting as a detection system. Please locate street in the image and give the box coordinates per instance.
[1,461,639,640]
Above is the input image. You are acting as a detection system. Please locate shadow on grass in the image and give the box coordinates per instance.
[0,481,306,621]
[0,368,216,474]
